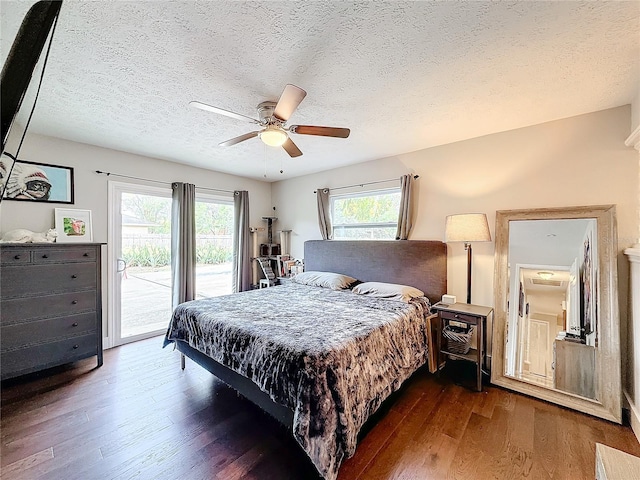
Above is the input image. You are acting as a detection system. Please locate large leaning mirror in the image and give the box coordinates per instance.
[491,205,621,423]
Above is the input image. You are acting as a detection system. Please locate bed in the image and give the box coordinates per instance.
[163,240,447,479]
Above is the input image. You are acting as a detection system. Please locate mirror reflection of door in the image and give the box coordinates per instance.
[506,218,598,400]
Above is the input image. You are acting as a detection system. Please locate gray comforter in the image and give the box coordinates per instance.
[164,282,431,480]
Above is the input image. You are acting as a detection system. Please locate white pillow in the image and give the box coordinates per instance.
[352,281,424,303]
[291,271,357,290]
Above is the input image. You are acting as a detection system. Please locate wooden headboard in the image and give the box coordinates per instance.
[304,240,447,303]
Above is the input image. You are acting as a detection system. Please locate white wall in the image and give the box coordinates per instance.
[632,88,640,247]
[0,132,273,236]
[272,106,638,308]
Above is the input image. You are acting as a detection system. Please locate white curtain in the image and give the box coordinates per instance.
[171,182,196,309]
[316,188,332,240]
[232,190,252,292]
[395,174,414,240]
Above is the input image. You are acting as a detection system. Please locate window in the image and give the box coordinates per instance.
[331,188,400,240]
[195,194,234,299]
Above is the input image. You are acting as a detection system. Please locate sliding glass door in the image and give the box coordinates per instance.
[109,183,173,345]
[108,182,234,347]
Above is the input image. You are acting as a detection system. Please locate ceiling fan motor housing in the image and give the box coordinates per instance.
[257,101,278,124]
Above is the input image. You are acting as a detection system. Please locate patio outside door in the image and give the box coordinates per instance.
[109,182,173,346]
[108,182,234,347]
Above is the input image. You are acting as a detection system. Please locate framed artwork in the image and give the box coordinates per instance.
[0,155,74,204]
[55,208,93,243]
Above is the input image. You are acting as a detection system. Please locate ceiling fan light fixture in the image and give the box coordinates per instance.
[260,126,288,147]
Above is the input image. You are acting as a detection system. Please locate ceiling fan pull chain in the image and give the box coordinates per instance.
[263,143,268,178]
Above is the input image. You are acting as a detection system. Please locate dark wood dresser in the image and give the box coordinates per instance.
[1,243,103,380]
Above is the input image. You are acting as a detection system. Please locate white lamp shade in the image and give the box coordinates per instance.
[445,213,491,243]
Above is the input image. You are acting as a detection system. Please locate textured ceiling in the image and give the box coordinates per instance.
[1,1,639,181]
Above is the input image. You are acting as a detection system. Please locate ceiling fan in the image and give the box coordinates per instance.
[189,84,350,158]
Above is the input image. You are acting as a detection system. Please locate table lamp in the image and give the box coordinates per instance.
[445,213,491,304]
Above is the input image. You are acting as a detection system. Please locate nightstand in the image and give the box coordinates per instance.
[432,302,493,391]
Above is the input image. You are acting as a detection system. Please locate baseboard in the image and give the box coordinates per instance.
[623,389,640,444]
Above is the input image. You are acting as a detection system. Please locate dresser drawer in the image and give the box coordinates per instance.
[1,249,32,265]
[1,334,98,380]
[440,310,480,324]
[1,262,97,298]
[1,313,97,351]
[1,290,97,324]
[32,247,97,263]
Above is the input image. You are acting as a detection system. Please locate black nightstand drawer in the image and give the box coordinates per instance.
[440,310,479,324]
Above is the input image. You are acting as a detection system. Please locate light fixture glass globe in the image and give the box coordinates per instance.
[260,126,287,147]
[537,271,554,280]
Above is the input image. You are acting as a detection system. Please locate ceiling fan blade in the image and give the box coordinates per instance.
[282,137,302,157]
[190,101,260,124]
[273,85,307,122]
[289,125,350,138]
[219,131,260,147]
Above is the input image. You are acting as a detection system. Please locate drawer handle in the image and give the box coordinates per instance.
[73,345,79,349]
[72,300,78,305]
[71,274,77,279]
[42,254,48,258]
[455,314,459,318]
[72,322,79,327]
[14,255,20,260]
[83,253,89,257]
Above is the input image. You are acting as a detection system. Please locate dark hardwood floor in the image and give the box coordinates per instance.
[2,336,639,480]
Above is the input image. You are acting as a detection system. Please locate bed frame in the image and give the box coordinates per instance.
[174,240,447,428]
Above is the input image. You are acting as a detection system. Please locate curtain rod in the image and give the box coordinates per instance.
[313,175,419,194]
[95,170,235,194]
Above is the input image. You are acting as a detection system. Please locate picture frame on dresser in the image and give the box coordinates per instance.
[55,208,93,243]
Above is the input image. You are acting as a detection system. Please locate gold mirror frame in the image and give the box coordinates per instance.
[491,205,621,423]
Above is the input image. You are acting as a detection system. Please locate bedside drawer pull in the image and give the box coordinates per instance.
[42,254,48,259]
[73,345,79,349]
[14,255,20,260]
[71,274,77,279]
[83,253,89,257]
[72,300,78,304]
[72,322,79,327]
[455,314,459,318]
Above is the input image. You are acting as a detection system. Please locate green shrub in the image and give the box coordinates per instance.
[123,243,232,267]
